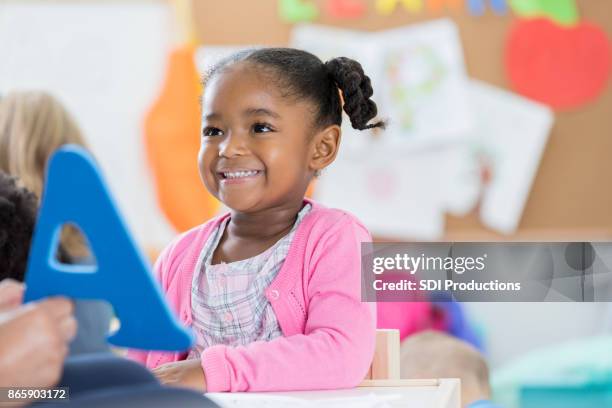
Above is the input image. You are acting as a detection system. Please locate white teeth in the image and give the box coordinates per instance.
[222,170,258,179]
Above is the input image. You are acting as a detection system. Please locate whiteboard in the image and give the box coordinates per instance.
[0,1,176,249]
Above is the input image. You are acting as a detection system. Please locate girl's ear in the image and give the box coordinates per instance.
[309,125,341,173]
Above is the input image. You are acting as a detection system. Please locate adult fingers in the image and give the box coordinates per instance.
[0,279,24,311]
[57,315,78,342]
[38,297,74,321]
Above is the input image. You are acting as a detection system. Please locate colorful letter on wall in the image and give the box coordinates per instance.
[510,0,579,26]
[427,0,463,13]
[326,0,367,19]
[467,0,507,15]
[376,0,424,15]
[279,0,319,23]
[24,145,192,352]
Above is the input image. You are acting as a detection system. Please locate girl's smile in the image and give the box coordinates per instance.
[217,169,264,184]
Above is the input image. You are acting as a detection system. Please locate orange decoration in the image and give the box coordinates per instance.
[305,179,316,198]
[144,45,220,232]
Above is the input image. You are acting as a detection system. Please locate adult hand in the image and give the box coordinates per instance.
[0,279,25,312]
[0,297,77,388]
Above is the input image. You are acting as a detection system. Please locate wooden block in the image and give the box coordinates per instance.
[370,329,400,380]
[363,363,372,380]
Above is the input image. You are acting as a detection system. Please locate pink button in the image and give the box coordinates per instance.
[218,276,227,285]
[224,312,233,322]
[269,289,280,300]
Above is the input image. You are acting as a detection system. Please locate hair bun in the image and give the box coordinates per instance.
[325,57,385,131]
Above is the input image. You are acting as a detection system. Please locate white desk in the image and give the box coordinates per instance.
[208,379,460,408]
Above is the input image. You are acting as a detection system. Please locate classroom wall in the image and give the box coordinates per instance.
[193,0,612,238]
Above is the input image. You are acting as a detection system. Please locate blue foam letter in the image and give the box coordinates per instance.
[24,145,192,351]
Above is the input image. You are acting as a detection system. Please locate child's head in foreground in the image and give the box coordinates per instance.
[0,91,89,259]
[199,48,384,212]
[401,331,492,407]
[0,171,38,282]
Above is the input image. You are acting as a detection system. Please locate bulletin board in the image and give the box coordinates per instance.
[191,0,612,239]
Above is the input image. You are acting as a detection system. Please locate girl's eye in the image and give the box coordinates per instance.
[203,127,223,137]
[252,123,274,133]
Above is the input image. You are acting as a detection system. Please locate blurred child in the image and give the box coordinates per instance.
[0,172,38,283]
[128,48,385,392]
[0,91,112,355]
[401,331,500,408]
[0,91,87,258]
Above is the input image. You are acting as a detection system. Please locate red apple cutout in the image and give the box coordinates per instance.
[506,18,611,110]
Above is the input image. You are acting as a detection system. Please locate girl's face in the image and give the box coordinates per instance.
[198,62,318,213]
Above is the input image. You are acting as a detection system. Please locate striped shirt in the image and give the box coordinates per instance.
[189,204,312,358]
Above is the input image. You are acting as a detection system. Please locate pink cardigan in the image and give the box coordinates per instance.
[127,199,376,392]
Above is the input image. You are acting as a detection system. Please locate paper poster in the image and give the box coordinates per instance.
[440,144,481,216]
[0,2,175,249]
[314,143,453,240]
[314,80,553,238]
[374,19,472,149]
[464,80,554,234]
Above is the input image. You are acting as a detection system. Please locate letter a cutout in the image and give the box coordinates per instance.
[24,145,192,351]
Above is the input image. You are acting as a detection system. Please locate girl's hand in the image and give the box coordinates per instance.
[152,359,206,392]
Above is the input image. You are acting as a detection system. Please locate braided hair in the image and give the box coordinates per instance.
[205,48,385,132]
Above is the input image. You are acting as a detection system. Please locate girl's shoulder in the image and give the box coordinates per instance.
[302,199,371,241]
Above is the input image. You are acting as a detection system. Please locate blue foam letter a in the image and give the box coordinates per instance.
[24,145,192,352]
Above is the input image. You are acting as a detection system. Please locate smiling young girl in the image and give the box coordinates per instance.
[128,48,385,392]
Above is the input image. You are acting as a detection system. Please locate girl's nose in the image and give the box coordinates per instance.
[218,131,248,158]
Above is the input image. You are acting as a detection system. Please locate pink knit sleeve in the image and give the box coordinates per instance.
[201,217,376,392]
